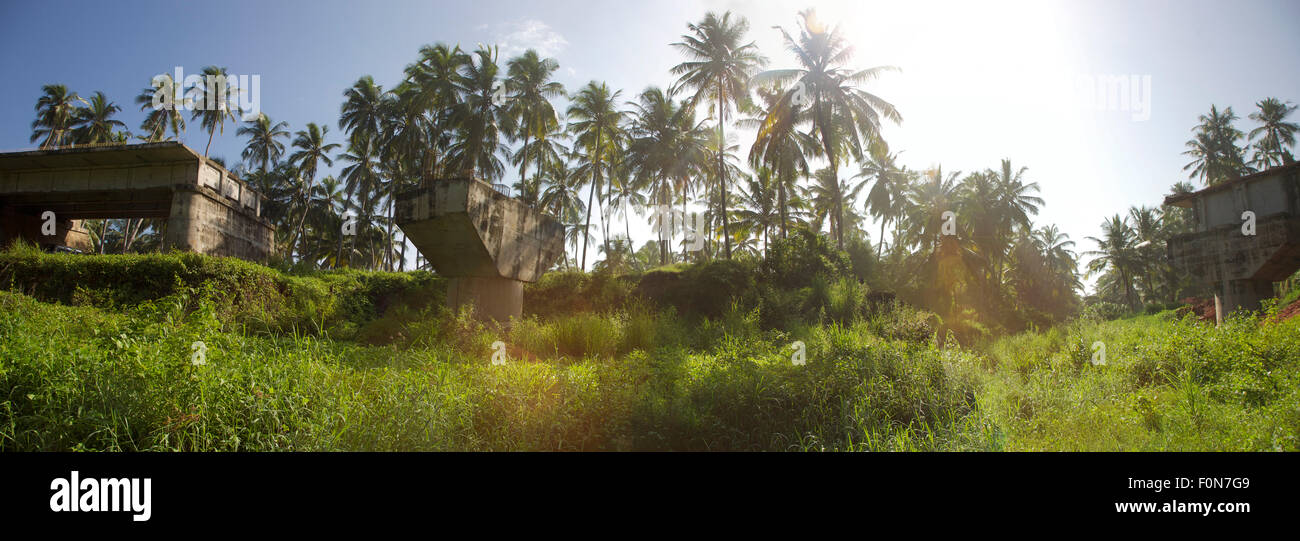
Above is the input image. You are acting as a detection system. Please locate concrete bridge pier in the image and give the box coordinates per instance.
[1166,163,1300,321]
[447,276,525,321]
[396,176,564,322]
[1216,278,1276,324]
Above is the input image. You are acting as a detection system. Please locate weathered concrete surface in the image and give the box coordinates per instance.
[1166,163,1300,318]
[396,176,564,320]
[0,142,274,260]
[447,276,526,322]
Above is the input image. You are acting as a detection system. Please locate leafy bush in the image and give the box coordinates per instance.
[1082,302,1131,321]
[760,228,852,291]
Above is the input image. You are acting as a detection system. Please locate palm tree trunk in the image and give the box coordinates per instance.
[386,193,395,271]
[204,127,215,157]
[717,84,732,259]
[878,218,887,258]
[519,125,531,205]
[581,142,599,271]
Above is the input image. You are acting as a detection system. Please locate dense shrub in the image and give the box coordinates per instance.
[524,270,636,317]
[634,259,758,319]
[760,228,852,291]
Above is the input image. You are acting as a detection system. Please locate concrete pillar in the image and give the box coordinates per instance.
[447,276,524,322]
[162,189,203,253]
[162,186,274,261]
[1219,278,1272,319]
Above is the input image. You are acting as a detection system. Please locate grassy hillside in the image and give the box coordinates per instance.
[1,248,1296,451]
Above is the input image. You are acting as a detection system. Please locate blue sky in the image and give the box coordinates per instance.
[2,0,1298,284]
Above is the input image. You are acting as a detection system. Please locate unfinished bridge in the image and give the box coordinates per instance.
[0,142,275,260]
[396,175,565,321]
[1165,162,1300,320]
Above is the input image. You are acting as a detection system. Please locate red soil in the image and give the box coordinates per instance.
[1176,297,1216,322]
[1270,296,1300,323]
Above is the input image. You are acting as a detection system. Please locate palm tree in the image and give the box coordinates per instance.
[1128,205,1163,302]
[742,85,817,240]
[607,157,647,248]
[626,86,709,263]
[1182,104,1249,186]
[190,66,242,157]
[901,166,962,253]
[339,136,383,268]
[987,159,1043,282]
[503,49,565,197]
[700,127,746,255]
[1085,215,1140,309]
[136,75,186,142]
[539,159,589,270]
[339,76,388,147]
[1034,224,1079,284]
[237,113,290,173]
[404,43,469,180]
[30,84,85,149]
[449,46,508,180]
[567,82,626,270]
[288,122,341,261]
[751,8,901,249]
[734,169,779,257]
[512,123,568,208]
[808,166,866,243]
[859,150,907,257]
[72,91,127,145]
[671,10,766,259]
[1247,97,1298,168]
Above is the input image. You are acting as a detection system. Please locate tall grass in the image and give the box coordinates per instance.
[1,249,1296,451]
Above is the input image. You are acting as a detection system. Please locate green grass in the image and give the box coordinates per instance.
[1,249,1297,451]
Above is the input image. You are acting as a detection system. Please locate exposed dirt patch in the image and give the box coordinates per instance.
[1176,296,1216,322]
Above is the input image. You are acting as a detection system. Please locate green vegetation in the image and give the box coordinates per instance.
[2,248,1296,451]
[12,7,1300,453]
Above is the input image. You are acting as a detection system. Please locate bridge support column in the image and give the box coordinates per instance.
[447,276,524,322]
[163,186,274,261]
[1217,278,1273,323]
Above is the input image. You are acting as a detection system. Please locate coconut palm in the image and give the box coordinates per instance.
[741,85,817,240]
[288,122,341,261]
[751,9,901,249]
[403,43,469,179]
[503,49,565,196]
[190,66,242,157]
[734,168,780,257]
[671,10,766,259]
[858,150,908,257]
[512,123,568,208]
[625,86,709,263]
[339,75,388,147]
[807,166,866,244]
[30,84,85,149]
[567,82,626,269]
[1034,224,1079,284]
[135,75,186,142]
[1182,105,1249,186]
[1085,215,1140,309]
[72,91,127,145]
[1247,97,1298,168]
[237,113,290,173]
[339,136,384,268]
[449,46,508,180]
